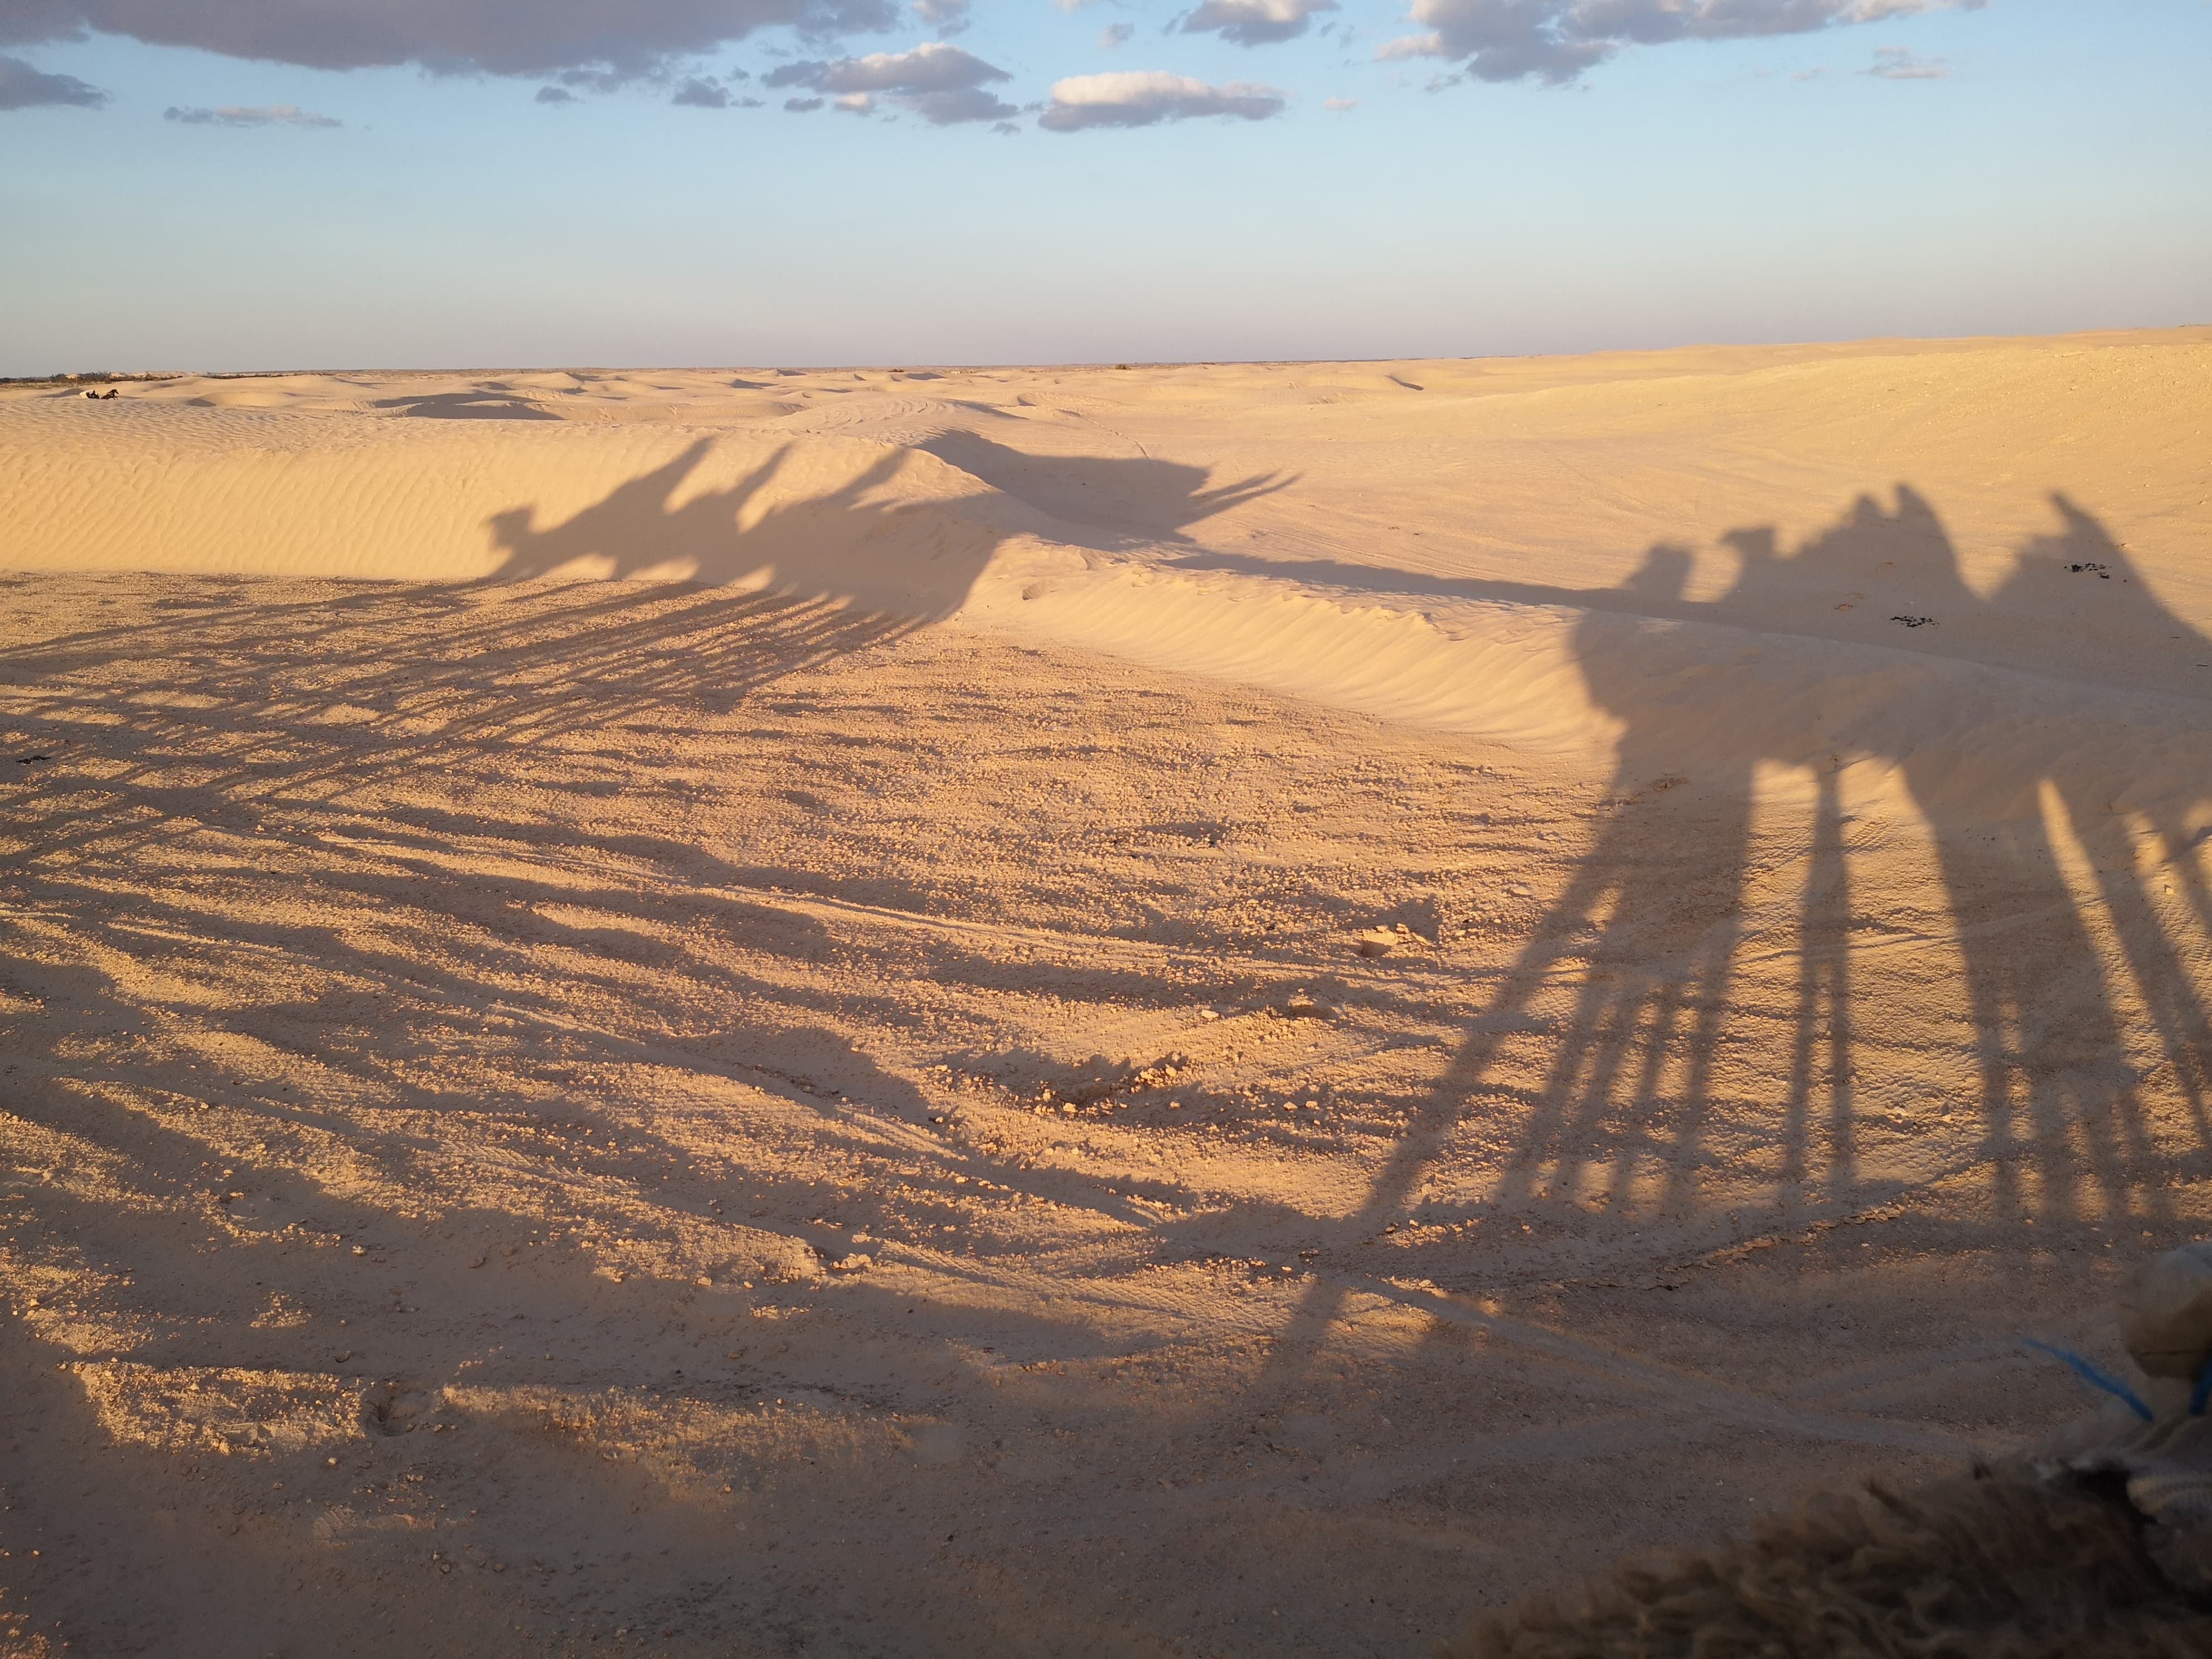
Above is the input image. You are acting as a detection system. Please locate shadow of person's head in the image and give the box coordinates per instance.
[1622,541,1695,603]
[1719,526,1781,593]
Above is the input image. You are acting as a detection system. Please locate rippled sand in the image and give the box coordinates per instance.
[2,328,2210,1656]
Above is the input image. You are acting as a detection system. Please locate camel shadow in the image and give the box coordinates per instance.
[474,429,1293,632]
[1262,486,2212,1394]
[916,430,1292,550]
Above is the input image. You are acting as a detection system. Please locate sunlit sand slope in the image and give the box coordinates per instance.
[7,328,2209,756]
[0,408,1025,617]
[2,330,2211,1657]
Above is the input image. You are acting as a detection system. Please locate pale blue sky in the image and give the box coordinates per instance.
[3,1,2206,373]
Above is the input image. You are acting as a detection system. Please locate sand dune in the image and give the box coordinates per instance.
[3,329,2211,1656]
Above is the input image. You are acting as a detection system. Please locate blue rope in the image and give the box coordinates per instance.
[2024,1338,2154,1422]
[2192,1352,2212,1418]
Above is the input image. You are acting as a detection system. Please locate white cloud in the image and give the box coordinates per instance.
[163,101,339,127]
[834,90,873,109]
[0,52,106,108]
[1038,70,1287,130]
[1376,0,1985,84]
[1097,21,1135,47]
[767,40,1000,91]
[1376,30,1445,59]
[1866,43,1947,77]
[764,39,1017,122]
[1182,0,1337,46]
[1323,94,1359,109]
[2,0,903,83]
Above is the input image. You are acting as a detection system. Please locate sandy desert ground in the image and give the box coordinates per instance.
[2,327,2211,1657]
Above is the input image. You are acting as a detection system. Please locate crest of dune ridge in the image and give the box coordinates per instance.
[3,329,2212,1655]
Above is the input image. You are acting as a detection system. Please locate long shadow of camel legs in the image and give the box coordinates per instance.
[1782,766,1854,1204]
[1258,764,1757,1383]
